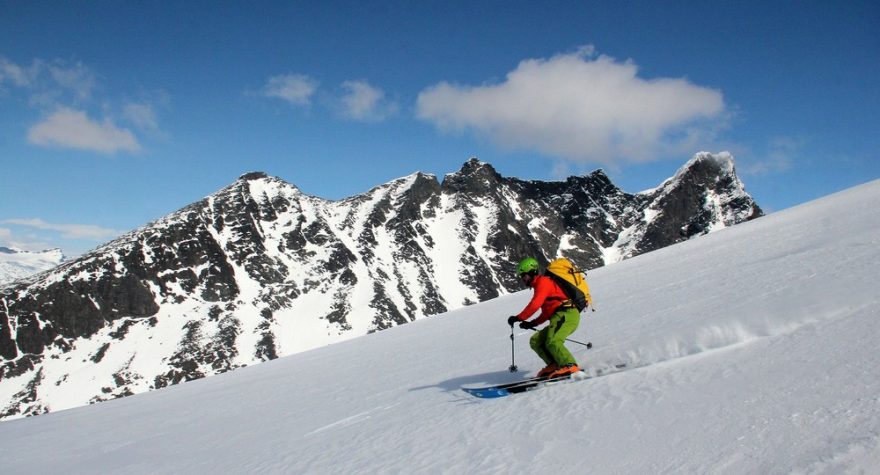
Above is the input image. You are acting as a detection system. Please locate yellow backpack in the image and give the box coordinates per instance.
[545,258,593,312]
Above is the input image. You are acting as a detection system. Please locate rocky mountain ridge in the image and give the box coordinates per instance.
[0,152,761,419]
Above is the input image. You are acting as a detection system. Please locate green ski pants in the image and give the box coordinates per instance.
[529,307,581,367]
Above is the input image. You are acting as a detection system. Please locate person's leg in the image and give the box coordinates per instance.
[529,328,555,366]
[544,308,581,366]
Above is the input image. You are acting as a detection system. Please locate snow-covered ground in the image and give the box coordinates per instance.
[1,179,878,474]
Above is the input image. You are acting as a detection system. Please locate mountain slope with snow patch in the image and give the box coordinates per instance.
[0,179,877,474]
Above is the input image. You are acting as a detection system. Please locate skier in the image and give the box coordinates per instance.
[507,257,581,379]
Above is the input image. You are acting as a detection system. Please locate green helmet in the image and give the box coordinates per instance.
[516,257,539,276]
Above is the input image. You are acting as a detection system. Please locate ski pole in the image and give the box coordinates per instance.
[525,327,593,349]
[508,322,518,373]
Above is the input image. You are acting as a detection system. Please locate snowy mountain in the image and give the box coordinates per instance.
[0,152,760,419]
[0,178,876,474]
[0,247,64,286]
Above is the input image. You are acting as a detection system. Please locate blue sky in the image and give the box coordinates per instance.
[1,1,878,257]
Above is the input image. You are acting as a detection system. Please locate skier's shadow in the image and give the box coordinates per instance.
[409,370,531,394]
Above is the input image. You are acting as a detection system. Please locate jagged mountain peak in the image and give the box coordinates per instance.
[640,151,742,196]
[691,150,735,168]
[587,168,611,179]
[565,168,617,192]
[460,156,493,171]
[449,157,500,178]
[209,170,307,210]
[674,151,736,182]
[609,151,762,261]
[238,171,270,181]
[233,170,297,189]
[442,157,503,193]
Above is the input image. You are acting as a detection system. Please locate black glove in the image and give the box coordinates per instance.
[519,320,536,330]
[507,316,519,326]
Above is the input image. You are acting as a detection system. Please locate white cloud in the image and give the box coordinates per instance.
[27,107,141,154]
[262,74,319,106]
[47,60,96,101]
[338,80,397,121]
[2,57,162,153]
[416,45,726,165]
[0,57,97,105]
[1,218,123,241]
[123,102,160,132]
[0,57,33,88]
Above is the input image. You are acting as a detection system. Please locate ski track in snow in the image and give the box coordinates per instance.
[0,180,878,474]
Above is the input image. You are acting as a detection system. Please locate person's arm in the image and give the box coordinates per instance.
[516,278,550,321]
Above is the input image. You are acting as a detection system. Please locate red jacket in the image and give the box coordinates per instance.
[516,275,568,325]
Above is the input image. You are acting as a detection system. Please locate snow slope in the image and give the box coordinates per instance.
[0,247,64,286]
[0,180,878,474]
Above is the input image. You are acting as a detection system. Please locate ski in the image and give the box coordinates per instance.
[461,363,628,399]
[462,373,577,398]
